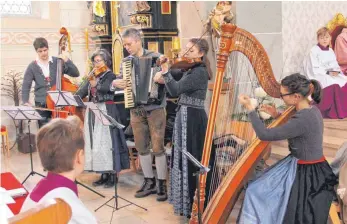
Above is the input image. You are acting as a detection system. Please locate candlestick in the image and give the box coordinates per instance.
[85,28,89,51]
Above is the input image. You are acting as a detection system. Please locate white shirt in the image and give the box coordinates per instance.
[36,56,53,78]
[21,187,97,224]
[303,45,347,88]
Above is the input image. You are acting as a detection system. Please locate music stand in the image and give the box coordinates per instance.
[47,90,79,107]
[86,102,147,221]
[47,92,105,198]
[176,148,210,224]
[1,106,45,184]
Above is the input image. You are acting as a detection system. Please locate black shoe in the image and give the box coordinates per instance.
[104,174,115,188]
[92,173,109,187]
[135,177,156,198]
[156,179,167,201]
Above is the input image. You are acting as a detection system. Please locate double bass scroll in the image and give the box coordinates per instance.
[46,27,79,119]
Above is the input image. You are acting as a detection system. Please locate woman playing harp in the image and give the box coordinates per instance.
[238,73,337,224]
[154,38,212,217]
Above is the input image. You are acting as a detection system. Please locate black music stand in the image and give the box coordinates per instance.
[1,106,45,184]
[177,148,210,224]
[86,102,147,222]
[47,92,105,198]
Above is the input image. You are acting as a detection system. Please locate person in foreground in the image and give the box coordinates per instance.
[20,116,97,224]
[237,73,337,224]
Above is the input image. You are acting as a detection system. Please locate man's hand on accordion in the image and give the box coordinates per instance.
[112,79,127,89]
[154,71,165,84]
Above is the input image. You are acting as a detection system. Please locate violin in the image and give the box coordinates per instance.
[157,56,203,71]
[88,65,108,81]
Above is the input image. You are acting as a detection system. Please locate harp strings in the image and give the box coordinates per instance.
[207,32,263,203]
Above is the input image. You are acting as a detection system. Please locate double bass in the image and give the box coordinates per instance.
[46,27,79,119]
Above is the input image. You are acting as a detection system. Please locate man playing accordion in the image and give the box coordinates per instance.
[111,28,168,202]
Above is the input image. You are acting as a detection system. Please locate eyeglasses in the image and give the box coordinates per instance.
[93,60,104,64]
[280,92,295,98]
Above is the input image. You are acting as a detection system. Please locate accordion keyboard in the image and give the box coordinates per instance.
[122,60,135,108]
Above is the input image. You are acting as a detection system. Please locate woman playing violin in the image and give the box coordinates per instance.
[154,38,212,217]
[76,49,129,188]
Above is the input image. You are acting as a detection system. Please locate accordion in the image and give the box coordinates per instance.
[122,56,165,108]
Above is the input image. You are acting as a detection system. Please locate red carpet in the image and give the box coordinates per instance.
[0,172,28,215]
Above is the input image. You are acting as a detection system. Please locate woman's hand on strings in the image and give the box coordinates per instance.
[154,71,165,84]
[259,104,280,119]
[238,94,255,111]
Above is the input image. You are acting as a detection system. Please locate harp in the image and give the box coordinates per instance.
[189,23,296,223]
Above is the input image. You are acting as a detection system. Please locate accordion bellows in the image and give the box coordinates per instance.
[122,56,163,108]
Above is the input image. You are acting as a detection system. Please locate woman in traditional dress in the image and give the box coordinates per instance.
[237,73,337,224]
[76,49,129,188]
[303,27,347,119]
[154,38,212,217]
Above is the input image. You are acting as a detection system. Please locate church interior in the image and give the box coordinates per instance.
[1,1,347,223]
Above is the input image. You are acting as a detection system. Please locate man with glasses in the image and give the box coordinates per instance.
[22,37,80,128]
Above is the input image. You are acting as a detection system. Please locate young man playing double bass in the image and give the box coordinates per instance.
[22,37,80,127]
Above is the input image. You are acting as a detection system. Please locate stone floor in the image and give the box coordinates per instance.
[1,149,189,224]
[1,146,283,223]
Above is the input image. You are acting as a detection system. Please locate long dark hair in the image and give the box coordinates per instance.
[281,73,322,104]
[189,38,213,80]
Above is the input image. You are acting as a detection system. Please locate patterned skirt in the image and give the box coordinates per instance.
[168,105,207,217]
[238,155,337,224]
[84,102,129,173]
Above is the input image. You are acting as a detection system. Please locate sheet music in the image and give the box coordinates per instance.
[73,95,86,107]
[83,102,112,126]
[83,102,125,129]
[47,91,79,106]
[1,106,43,120]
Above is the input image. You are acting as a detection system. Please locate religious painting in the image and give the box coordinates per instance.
[161,1,171,15]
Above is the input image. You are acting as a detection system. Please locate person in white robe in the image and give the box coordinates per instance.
[303,27,347,89]
[20,116,97,224]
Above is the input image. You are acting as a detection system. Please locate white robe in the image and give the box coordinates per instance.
[21,187,97,224]
[303,45,347,88]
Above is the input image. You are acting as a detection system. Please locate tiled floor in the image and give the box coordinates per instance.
[1,149,189,224]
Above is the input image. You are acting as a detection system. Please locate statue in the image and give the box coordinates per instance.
[135,1,151,12]
[203,1,233,54]
[205,1,233,39]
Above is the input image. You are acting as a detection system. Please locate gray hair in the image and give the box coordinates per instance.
[122,28,142,42]
[91,49,112,68]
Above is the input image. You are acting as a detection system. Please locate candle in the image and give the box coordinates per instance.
[85,28,89,51]
[172,36,180,50]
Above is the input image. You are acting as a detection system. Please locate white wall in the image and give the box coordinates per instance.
[282,1,347,75]
[1,1,92,142]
